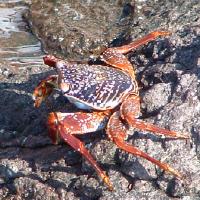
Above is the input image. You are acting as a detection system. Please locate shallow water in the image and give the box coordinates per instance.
[0,0,43,66]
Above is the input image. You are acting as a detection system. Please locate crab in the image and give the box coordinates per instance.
[33,31,189,191]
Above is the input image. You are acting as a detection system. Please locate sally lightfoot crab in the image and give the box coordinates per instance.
[33,31,189,191]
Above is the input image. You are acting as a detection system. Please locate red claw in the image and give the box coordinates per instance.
[32,75,58,108]
[43,55,61,68]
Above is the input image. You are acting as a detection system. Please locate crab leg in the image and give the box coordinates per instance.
[120,95,189,139]
[106,94,189,179]
[101,31,170,79]
[110,31,170,54]
[106,111,183,179]
[47,111,113,191]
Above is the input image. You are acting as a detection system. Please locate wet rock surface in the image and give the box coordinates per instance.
[0,0,200,199]
[27,0,136,60]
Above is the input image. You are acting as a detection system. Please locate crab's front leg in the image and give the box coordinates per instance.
[33,75,58,107]
[47,111,113,191]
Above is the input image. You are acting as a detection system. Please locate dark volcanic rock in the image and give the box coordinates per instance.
[27,0,135,60]
[1,0,200,199]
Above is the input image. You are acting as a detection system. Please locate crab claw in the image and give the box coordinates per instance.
[33,75,58,108]
[43,55,61,68]
[32,83,47,108]
[33,81,52,108]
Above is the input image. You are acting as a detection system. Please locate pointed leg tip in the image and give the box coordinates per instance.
[106,180,114,191]
[183,134,190,140]
[161,31,171,36]
[166,165,183,179]
[176,173,183,180]
[177,132,190,140]
[102,174,114,191]
[108,185,114,191]
[152,30,171,37]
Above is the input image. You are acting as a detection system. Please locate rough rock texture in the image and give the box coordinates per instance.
[27,0,135,60]
[1,0,200,199]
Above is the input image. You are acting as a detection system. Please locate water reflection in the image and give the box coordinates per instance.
[0,0,44,65]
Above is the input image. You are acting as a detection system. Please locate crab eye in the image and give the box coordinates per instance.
[60,82,70,93]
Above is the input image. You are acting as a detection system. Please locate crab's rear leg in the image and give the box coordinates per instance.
[106,95,189,179]
[120,95,189,139]
[107,111,182,179]
[48,111,113,191]
[101,31,170,79]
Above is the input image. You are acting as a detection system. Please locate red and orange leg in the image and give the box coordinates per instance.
[120,95,189,139]
[109,31,170,54]
[106,94,189,179]
[47,111,114,191]
[101,31,170,79]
